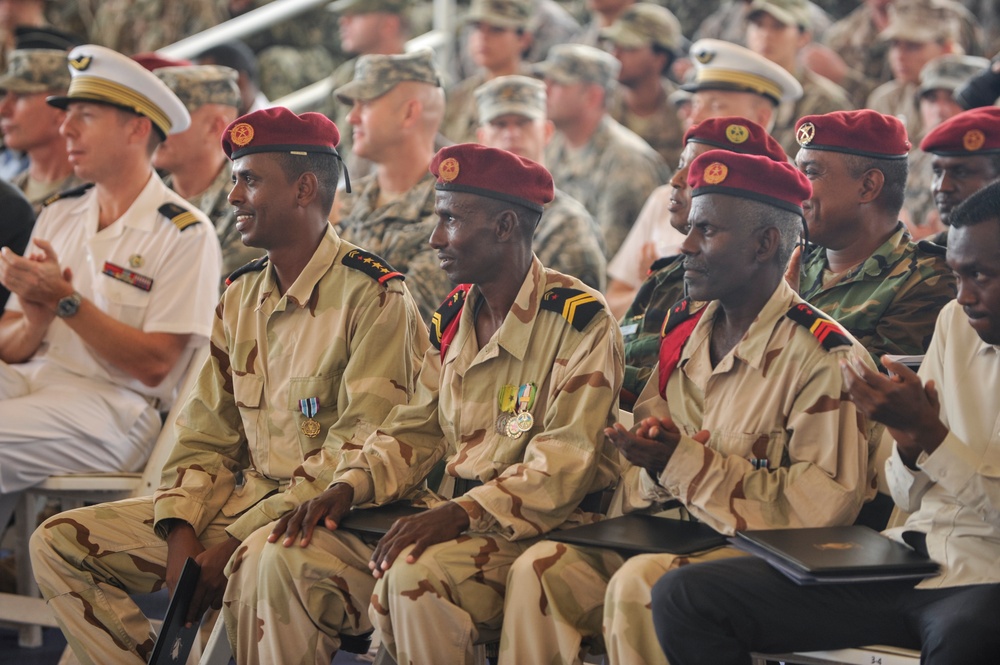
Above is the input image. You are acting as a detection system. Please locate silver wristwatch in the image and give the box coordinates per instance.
[55,291,82,318]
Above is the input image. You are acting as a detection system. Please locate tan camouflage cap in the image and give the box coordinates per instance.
[475,74,545,124]
[0,49,71,94]
[327,0,408,16]
[918,54,990,96]
[748,0,811,30]
[334,48,442,104]
[464,0,532,30]
[535,44,621,94]
[599,3,683,54]
[154,65,241,113]
[879,0,957,44]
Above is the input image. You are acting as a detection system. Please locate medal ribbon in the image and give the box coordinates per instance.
[298,397,319,419]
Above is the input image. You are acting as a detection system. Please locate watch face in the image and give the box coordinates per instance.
[57,292,81,318]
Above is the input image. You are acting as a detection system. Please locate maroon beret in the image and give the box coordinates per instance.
[920,106,1000,156]
[131,52,191,71]
[222,107,342,160]
[683,116,787,162]
[430,143,554,213]
[688,149,812,215]
[795,110,910,159]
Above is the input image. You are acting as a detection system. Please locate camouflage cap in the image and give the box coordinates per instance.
[327,0,408,16]
[465,0,532,30]
[475,74,545,124]
[154,65,241,113]
[534,44,621,94]
[879,0,957,44]
[599,3,682,54]
[748,0,811,30]
[334,48,442,104]
[0,49,71,94]
[918,54,991,97]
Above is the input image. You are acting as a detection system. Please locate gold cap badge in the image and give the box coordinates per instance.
[796,122,815,146]
[230,123,254,147]
[68,55,92,71]
[725,124,749,144]
[439,157,460,182]
[703,162,728,185]
[963,129,986,152]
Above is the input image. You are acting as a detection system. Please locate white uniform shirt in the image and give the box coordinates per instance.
[606,185,686,288]
[9,172,222,408]
[885,300,1000,588]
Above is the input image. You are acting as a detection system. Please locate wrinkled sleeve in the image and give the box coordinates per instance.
[864,265,956,362]
[658,350,873,535]
[225,285,426,540]
[459,314,624,540]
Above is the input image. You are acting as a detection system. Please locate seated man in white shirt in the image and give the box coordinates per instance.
[0,45,221,528]
[650,180,1000,665]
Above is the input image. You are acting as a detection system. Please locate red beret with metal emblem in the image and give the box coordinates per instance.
[920,106,1000,156]
[795,110,910,159]
[430,143,554,213]
[688,149,812,215]
[682,116,787,162]
[222,106,342,160]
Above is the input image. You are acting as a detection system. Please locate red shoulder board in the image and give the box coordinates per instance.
[658,298,705,398]
[430,284,470,357]
[341,248,404,285]
[785,302,852,351]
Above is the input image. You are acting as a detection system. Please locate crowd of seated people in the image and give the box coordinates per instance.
[1,1,999,664]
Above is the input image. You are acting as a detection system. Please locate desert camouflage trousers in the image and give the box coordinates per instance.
[498,541,745,665]
[371,534,536,665]
[222,525,377,665]
[29,496,235,665]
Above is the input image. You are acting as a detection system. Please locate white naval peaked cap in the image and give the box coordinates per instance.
[47,44,191,137]
[684,38,803,105]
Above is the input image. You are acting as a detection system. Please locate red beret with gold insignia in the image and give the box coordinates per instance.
[222,106,342,160]
[795,110,910,159]
[920,106,1000,156]
[688,149,812,215]
[683,116,787,162]
[430,143,554,213]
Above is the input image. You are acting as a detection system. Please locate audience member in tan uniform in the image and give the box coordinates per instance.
[333,49,451,322]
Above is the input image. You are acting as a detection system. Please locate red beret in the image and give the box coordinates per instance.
[222,107,342,160]
[430,143,554,213]
[131,52,191,71]
[795,110,910,159]
[920,106,1000,156]
[683,117,787,162]
[687,149,812,215]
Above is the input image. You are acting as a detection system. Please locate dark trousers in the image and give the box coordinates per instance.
[650,556,1000,665]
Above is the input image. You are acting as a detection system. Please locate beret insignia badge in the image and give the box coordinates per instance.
[963,129,986,152]
[796,122,816,146]
[230,122,254,147]
[703,162,728,185]
[439,157,460,182]
[725,124,749,144]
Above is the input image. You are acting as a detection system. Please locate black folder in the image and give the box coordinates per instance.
[338,501,427,536]
[732,526,940,585]
[148,557,201,665]
[547,513,728,556]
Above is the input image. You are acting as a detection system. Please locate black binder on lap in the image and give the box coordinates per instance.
[546,513,728,556]
[148,557,201,665]
[338,501,428,536]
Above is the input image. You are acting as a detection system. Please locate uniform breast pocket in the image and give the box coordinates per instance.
[233,373,264,441]
[709,429,790,471]
[95,277,151,329]
[287,371,343,448]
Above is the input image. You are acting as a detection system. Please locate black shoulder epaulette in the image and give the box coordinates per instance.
[42,182,94,207]
[916,239,947,256]
[539,287,604,332]
[660,297,697,337]
[225,256,269,286]
[158,202,202,232]
[341,248,404,285]
[785,302,852,351]
[430,285,468,350]
[648,254,681,273]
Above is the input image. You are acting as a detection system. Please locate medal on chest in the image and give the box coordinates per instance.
[298,397,321,438]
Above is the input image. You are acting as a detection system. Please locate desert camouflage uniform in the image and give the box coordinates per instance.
[87,0,228,54]
[619,255,685,401]
[546,116,670,258]
[325,258,622,665]
[499,279,881,665]
[535,189,608,291]
[772,66,853,158]
[30,227,427,665]
[867,80,923,145]
[336,171,451,323]
[608,77,684,169]
[800,222,957,364]
[11,171,84,214]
